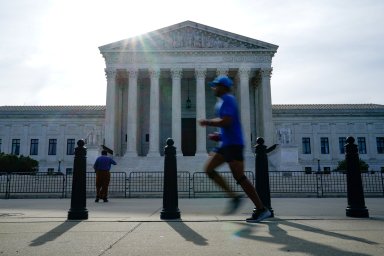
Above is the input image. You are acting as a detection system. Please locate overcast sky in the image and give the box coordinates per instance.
[0,0,383,106]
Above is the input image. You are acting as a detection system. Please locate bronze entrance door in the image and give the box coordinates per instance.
[181,118,196,156]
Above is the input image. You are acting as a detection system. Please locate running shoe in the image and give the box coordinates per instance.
[224,195,242,215]
[246,207,271,223]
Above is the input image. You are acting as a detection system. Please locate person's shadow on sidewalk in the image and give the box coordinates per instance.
[167,221,208,246]
[234,218,377,256]
[30,221,81,246]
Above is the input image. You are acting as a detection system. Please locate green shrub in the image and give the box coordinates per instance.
[0,153,38,173]
[333,159,369,173]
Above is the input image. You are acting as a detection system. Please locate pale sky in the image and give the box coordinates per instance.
[0,0,383,106]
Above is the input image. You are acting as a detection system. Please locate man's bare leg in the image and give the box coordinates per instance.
[228,160,264,210]
[204,153,237,198]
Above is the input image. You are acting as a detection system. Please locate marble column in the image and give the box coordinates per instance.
[259,68,274,146]
[126,69,138,156]
[41,125,47,157]
[366,123,376,159]
[330,123,338,159]
[147,69,161,157]
[171,68,182,155]
[116,84,123,156]
[195,68,207,155]
[238,68,252,154]
[104,68,117,152]
[312,123,320,161]
[3,125,11,153]
[22,125,29,156]
[253,78,261,138]
[59,124,65,160]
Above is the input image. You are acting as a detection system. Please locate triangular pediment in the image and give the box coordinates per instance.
[99,21,278,52]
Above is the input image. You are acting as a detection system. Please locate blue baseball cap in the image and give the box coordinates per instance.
[208,75,233,88]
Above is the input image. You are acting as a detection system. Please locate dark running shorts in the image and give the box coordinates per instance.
[213,145,244,162]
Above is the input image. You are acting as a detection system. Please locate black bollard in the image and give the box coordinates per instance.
[345,137,369,218]
[254,137,275,217]
[160,138,181,220]
[68,139,88,220]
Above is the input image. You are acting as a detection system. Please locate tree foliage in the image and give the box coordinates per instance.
[334,159,369,173]
[0,153,38,173]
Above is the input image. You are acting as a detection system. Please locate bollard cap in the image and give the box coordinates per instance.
[77,139,85,147]
[166,138,174,146]
[346,136,355,144]
[254,137,265,146]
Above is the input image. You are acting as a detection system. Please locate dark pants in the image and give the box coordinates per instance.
[96,171,111,199]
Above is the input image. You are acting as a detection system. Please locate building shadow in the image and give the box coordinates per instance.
[233,218,377,256]
[30,221,81,246]
[167,221,208,246]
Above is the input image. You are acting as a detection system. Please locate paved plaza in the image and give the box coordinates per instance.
[0,197,384,255]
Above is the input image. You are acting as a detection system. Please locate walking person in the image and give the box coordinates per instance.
[93,150,117,202]
[198,75,271,223]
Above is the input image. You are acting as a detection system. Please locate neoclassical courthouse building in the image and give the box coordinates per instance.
[1,21,383,173]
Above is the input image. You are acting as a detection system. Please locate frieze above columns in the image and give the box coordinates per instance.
[103,52,273,66]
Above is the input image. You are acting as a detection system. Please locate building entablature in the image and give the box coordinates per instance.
[272,104,384,118]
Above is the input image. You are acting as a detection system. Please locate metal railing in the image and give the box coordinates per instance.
[0,172,127,199]
[192,171,254,197]
[0,171,383,199]
[127,171,191,198]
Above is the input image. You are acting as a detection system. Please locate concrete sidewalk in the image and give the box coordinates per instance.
[1,198,384,255]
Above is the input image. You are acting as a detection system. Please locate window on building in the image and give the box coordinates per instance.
[66,168,73,175]
[11,139,20,155]
[48,139,57,155]
[302,137,311,154]
[357,137,367,154]
[377,137,384,154]
[47,168,54,175]
[321,137,329,154]
[66,139,75,155]
[304,167,312,174]
[323,167,331,174]
[339,137,346,154]
[30,139,39,155]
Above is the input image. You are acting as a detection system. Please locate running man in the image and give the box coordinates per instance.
[198,75,271,223]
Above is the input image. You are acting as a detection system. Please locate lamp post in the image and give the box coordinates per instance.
[317,159,321,173]
[186,78,191,109]
[58,160,62,173]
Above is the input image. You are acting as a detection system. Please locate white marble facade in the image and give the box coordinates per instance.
[98,21,277,160]
[0,104,384,172]
[0,106,105,173]
[1,21,383,173]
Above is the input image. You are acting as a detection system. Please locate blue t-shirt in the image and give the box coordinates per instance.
[93,155,117,171]
[215,93,244,147]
